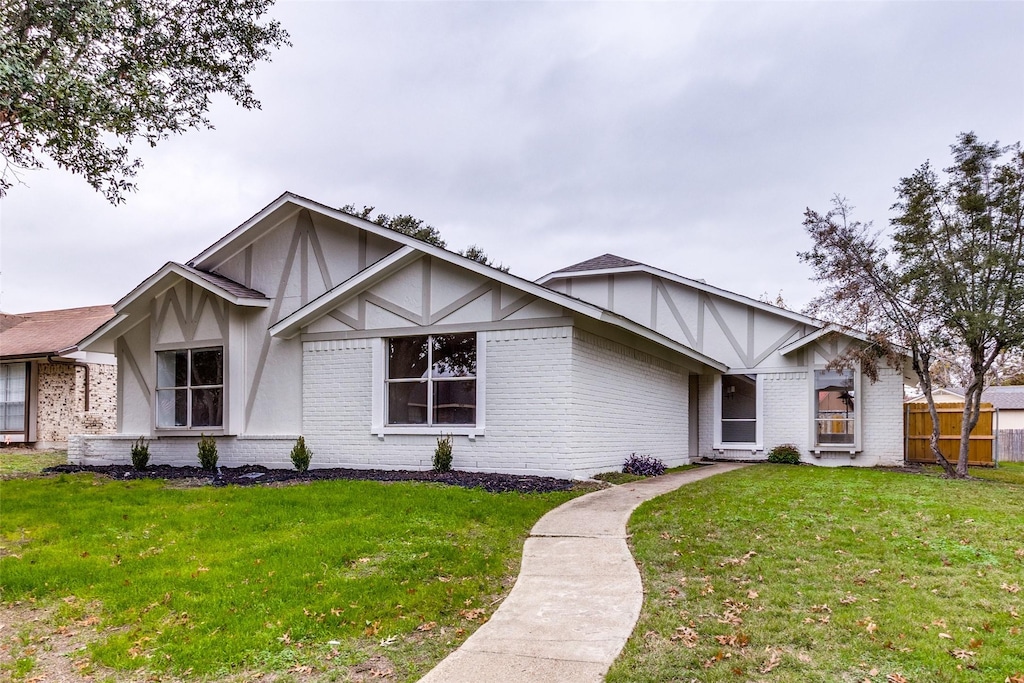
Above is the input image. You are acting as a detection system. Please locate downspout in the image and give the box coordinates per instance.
[47,355,91,411]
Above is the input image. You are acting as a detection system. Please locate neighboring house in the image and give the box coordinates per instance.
[0,306,117,449]
[904,388,965,404]
[982,386,1024,430]
[73,193,911,477]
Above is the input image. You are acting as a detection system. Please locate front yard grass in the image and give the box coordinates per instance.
[0,449,66,477]
[608,465,1024,683]
[0,473,583,681]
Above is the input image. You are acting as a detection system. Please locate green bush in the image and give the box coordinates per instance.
[290,436,312,473]
[767,444,802,465]
[433,435,453,473]
[197,434,218,471]
[130,436,150,471]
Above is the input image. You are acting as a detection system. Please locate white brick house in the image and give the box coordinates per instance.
[74,193,910,477]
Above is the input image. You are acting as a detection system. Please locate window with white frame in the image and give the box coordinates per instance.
[814,368,855,446]
[386,333,476,426]
[156,347,223,428]
[721,373,758,443]
[0,363,27,432]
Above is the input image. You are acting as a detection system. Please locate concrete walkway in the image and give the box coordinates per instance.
[418,463,750,682]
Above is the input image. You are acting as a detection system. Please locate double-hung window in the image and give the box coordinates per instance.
[814,368,855,446]
[156,347,223,429]
[0,363,27,433]
[721,373,758,444]
[386,333,476,426]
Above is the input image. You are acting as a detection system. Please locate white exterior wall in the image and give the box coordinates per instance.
[69,434,297,467]
[569,329,689,476]
[299,327,576,477]
[762,371,811,458]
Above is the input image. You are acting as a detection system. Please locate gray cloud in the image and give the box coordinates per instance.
[2,1,1021,314]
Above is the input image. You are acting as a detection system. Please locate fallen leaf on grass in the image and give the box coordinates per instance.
[886,674,908,683]
[840,594,858,605]
[938,632,953,640]
[714,633,750,647]
[670,626,699,647]
[416,621,437,632]
[747,589,759,600]
[1005,674,1024,683]
[951,649,976,660]
[719,551,757,567]
[1002,583,1021,594]
[760,648,782,673]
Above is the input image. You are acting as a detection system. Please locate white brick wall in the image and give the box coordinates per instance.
[68,434,298,467]
[700,367,906,467]
[569,329,689,476]
[301,328,577,477]
[762,371,810,459]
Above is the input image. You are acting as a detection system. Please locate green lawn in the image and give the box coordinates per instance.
[608,465,1024,683]
[0,472,582,681]
[0,450,66,477]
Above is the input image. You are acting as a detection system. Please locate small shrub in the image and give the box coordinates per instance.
[433,435,453,473]
[767,444,802,465]
[197,434,218,471]
[622,453,666,477]
[290,436,312,473]
[130,436,150,471]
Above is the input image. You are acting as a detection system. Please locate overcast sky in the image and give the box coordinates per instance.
[1,1,1021,315]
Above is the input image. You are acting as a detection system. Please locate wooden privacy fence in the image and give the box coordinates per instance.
[1001,429,1024,463]
[905,402,995,467]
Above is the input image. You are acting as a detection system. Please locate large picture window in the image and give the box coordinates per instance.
[0,363,27,432]
[156,347,223,428]
[721,374,757,443]
[815,369,855,446]
[386,333,476,426]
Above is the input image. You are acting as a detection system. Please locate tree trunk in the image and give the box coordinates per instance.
[915,349,956,476]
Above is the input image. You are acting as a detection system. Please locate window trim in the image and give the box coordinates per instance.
[372,333,486,439]
[713,372,764,452]
[810,366,862,454]
[154,345,225,432]
[0,362,29,435]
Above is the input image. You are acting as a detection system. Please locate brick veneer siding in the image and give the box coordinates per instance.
[36,361,116,448]
[69,434,298,467]
[301,328,577,477]
[701,367,906,466]
[569,329,689,475]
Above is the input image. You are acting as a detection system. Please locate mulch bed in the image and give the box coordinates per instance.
[43,463,578,494]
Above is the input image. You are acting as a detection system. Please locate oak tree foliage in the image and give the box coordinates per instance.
[0,0,289,202]
[341,203,509,271]
[800,132,1024,477]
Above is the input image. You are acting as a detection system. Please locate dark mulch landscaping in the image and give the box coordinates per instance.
[43,463,579,494]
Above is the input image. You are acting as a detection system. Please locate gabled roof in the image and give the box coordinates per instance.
[538,253,820,327]
[0,305,115,359]
[239,196,727,372]
[79,263,269,354]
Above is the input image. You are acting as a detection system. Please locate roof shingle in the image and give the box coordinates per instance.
[0,305,115,358]
[549,254,643,274]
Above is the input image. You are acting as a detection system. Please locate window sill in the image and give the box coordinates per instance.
[373,426,484,441]
[154,428,227,437]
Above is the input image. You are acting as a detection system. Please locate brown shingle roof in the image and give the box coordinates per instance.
[0,305,115,358]
[549,254,644,274]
